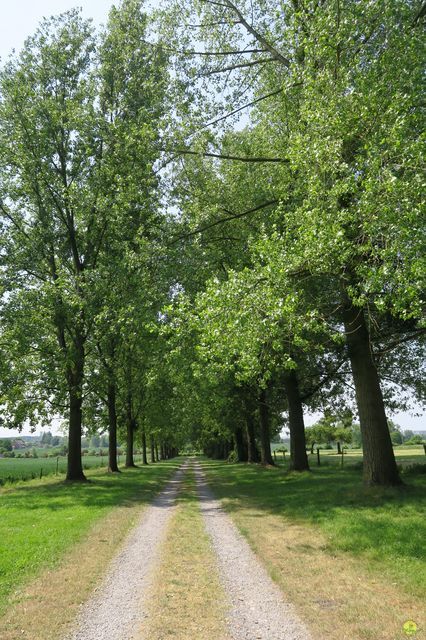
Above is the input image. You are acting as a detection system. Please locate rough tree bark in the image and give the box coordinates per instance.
[342,295,401,485]
[141,428,148,465]
[234,425,248,461]
[125,393,136,468]
[245,412,259,462]
[66,334,86,482]
[258,388,274,465]
[283,370,310,472]
[107,381,120,473]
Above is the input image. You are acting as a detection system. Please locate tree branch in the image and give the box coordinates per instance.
[171,199,278,243]
[203,87,283,128]
[201,57,276,75]
[375,329,426,357]
[413,0,426,23]
[172,149,289,163]
[168,47,267,56]
[210,0,291,67]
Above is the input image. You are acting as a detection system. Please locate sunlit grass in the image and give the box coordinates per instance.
[0,460,179,615]
[203,458,425,595]
[202,458,425,640]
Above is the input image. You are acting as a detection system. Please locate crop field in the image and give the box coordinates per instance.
[0,454,146,484]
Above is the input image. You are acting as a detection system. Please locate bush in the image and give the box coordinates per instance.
[227,450,238,464]
[404,436,425,446]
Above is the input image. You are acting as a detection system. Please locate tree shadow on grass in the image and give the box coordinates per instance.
[0,461,182,512]
[201,460,426,566]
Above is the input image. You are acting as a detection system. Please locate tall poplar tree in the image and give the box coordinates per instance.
[0,1,168,480]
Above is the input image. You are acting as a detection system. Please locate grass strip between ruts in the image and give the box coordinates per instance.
[140,466,231,640]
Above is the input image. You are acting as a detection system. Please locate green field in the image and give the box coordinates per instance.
[0,453,147,484]
[272,445,426,470]
[0,460,179,616]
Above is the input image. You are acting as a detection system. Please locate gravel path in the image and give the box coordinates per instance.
[67,460,311,640]
[67,463,187,640]
[194,462,312,640]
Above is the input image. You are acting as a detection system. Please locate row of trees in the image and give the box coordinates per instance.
[0,2,184,480]
[154,0,425,485]
[0,0,424,485]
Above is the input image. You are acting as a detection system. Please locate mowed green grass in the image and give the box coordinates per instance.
[0,460,180,615]
[0,454,146,483]
[203,454,426,598]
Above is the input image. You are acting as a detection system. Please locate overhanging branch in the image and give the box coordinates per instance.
[171,199,278,244]
[204,87,283,128]
[202,57,276,75]
[173,149,289,163]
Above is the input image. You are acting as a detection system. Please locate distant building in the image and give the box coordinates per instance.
[12,439,26,449]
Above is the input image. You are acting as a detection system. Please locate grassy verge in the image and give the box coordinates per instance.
[0,459,180,637]
[140,467,230,640]
[203,458,425,640]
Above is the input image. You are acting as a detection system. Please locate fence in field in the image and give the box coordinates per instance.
[0,453,146,485]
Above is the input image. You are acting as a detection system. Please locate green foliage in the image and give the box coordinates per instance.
[0,439,12,452]
[306,413,353,448]
[404,435,425,446]
[0,0,424,477]
[161,0,423,479]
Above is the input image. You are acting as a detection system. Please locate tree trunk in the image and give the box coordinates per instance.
[125,420,136,467]
[107,382,120,473]
[155,442,159,462]
[66,337,86,482]
[245,411,259,462]
[283,370,310,472]
[150,436,156,463]
[342,297,401,485]
[141,428,148,465]
[235,425,248,462]
[258,389,274,465]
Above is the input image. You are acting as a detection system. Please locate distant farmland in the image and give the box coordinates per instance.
[0,454,145,484]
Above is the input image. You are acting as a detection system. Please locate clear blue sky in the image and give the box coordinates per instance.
[0,1,424,436]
